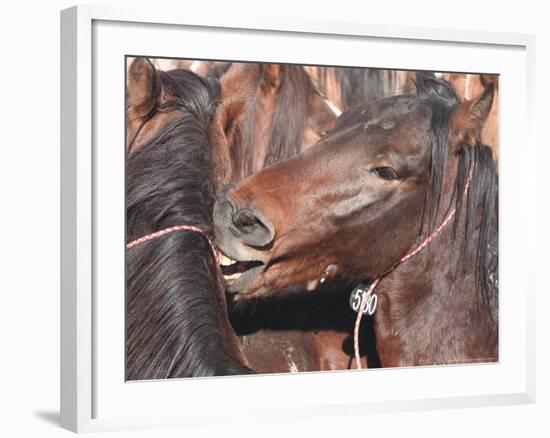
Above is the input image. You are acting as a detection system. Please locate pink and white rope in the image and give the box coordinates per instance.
[353,161,475,369]
[126,224,218,262]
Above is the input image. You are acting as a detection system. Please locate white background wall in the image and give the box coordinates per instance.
[0,1,547,437]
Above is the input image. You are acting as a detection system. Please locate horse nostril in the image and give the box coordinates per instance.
[214,187,275,248]
[230,208,274,247]
[233,211,260,232]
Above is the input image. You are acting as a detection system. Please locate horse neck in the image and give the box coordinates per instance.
[374,161,498,367]
[126,127,251,378]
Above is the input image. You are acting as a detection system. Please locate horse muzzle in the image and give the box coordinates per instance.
[213,186,275,293]
[213,186,275,249]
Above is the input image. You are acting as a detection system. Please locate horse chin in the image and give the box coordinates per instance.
[217,243,329,298]
[226,264,265,294]
[228,256,331,299]
[217,247,266,295]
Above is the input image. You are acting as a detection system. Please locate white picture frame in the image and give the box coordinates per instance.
[60,4,536,433]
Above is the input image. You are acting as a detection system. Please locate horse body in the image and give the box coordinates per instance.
[214,73,498,367]
[373,180,498,366]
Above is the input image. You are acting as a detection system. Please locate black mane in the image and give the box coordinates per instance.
[417,73,498,314]
[126,68,252,379]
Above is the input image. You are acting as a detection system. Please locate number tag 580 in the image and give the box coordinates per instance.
[349,283,378,315]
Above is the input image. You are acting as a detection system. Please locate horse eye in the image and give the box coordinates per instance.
[371,167,398,181]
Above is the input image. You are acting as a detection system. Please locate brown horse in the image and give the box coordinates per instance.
[126,58,262,378]
[214,72,498,367]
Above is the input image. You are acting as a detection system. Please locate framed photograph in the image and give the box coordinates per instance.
[61,5,536,433]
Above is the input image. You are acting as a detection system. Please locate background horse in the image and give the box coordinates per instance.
[191,62,339,179]
[126,58,260,379]
[214,72,498,367]
[237,63,338,179]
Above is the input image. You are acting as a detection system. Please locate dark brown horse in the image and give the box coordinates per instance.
[126,58,261,379]
[214,72,498,367]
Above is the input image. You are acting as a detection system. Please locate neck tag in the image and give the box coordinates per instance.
[349,282,377,315]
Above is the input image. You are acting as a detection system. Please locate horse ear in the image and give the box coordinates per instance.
[262,64,283,90]
[450,83,495,148]
[127,58,161,118]
[217,63,262,140]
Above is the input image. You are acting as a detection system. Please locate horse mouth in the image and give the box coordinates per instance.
[219,253,264,293]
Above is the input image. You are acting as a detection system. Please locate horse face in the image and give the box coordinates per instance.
[214,94,436,297]
[207,63,262,184]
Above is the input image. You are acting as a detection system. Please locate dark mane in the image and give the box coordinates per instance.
[238,65,314,177]
[126,69,251,379]
[417,73,498,313]
[158,69,221,122]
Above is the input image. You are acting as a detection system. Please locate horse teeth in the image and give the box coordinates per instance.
[219,254,237,266]
[223,272,243,284]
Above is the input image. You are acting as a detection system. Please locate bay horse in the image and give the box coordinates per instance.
[126,58,261,379]
[213,72,498,367]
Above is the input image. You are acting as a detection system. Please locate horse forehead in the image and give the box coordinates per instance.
[337,96,429,130]
[338,98,431,152]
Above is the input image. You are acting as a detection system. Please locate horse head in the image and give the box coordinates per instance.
[213,73,495,301]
